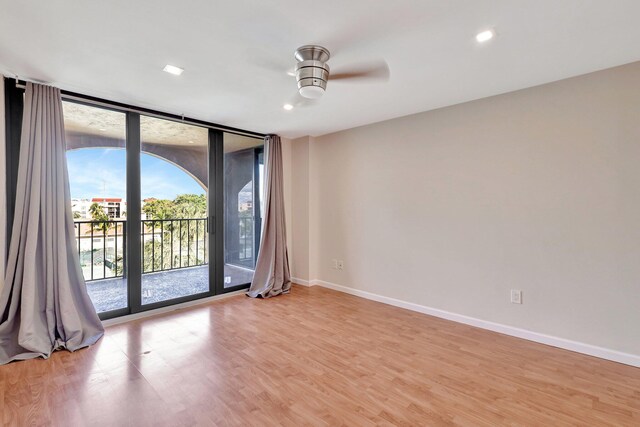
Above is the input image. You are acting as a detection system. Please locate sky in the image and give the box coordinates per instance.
[67,148,205,200]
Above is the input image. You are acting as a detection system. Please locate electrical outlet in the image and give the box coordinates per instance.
[337,260,344,270]
[510,289,523,304]
[332,259,338,269]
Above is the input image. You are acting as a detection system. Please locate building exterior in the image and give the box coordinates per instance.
[71,198,92,219]
[91,197,127,219]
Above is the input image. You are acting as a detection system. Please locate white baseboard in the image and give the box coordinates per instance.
[102,290,246,327]
[291,277,311,287]
[311,279,640,368]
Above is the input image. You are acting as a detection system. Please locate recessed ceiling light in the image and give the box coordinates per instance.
[283,104,293,111]
[476,29,495,43]
[188,140,194,144]
[286,69,296,77]
[163,64,184,75]
[99,128,106,132]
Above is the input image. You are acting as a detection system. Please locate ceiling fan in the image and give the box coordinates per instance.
[292,45,389,99]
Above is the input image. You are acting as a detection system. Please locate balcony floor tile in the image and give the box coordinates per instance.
[86,264,254,314]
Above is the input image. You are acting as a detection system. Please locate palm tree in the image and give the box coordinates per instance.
[89,202,111,232]
[89,202,102,217]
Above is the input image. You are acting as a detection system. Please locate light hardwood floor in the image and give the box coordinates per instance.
[1,285,639,426]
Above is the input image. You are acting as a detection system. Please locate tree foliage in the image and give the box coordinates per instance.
[143,199,176,228]
[143,194,207,221]
[89,202,111,232]
[174,194,207,218]
[142,194,208,273]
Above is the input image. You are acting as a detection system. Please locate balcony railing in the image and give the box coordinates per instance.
[238,216,254,262]
[141,218,208,274]
[74,217,254,282]
[74,220,126,281]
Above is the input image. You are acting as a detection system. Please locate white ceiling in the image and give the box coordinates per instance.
[1,1,640,138]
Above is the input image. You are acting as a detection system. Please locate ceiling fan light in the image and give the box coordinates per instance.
[299,85,325,99]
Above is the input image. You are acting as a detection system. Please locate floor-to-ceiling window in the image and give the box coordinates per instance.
[4,77,266,319]
[63,101,128,314]
[63,106,255,318]
[223,133,264,288]
[0,80,263,319]
[139,116,210,305]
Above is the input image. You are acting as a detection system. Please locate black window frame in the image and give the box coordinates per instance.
[3,77,265,320]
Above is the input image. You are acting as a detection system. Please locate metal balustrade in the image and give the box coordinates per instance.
[141,218,208,274]
[74,217,255,282]
[74,220,126,281]
[238,216,254,262]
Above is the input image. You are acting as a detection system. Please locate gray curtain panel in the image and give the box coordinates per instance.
[246,135,291,298]
[0,82,104,365]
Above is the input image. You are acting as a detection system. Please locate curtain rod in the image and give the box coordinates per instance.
[12,78,267,140]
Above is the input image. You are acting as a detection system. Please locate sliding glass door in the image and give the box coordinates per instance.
[139,116,210,306]
[63,101,129,315]
[3,78,267,320]
[59,99,264,319]
[223,133,264,289]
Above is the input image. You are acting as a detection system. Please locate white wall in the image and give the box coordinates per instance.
[280,137,293,259]
[0,76,5,293]
[289,136,310,282]
[290,62,640,357]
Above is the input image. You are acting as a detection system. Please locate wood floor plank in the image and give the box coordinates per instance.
[0,285,639,426]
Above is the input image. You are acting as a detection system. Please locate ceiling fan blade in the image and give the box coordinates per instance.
[244,47,293,76]
[294,96,319,108]
[260,58,292,75]
[286,91,319,108]
[330,61,390,82]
